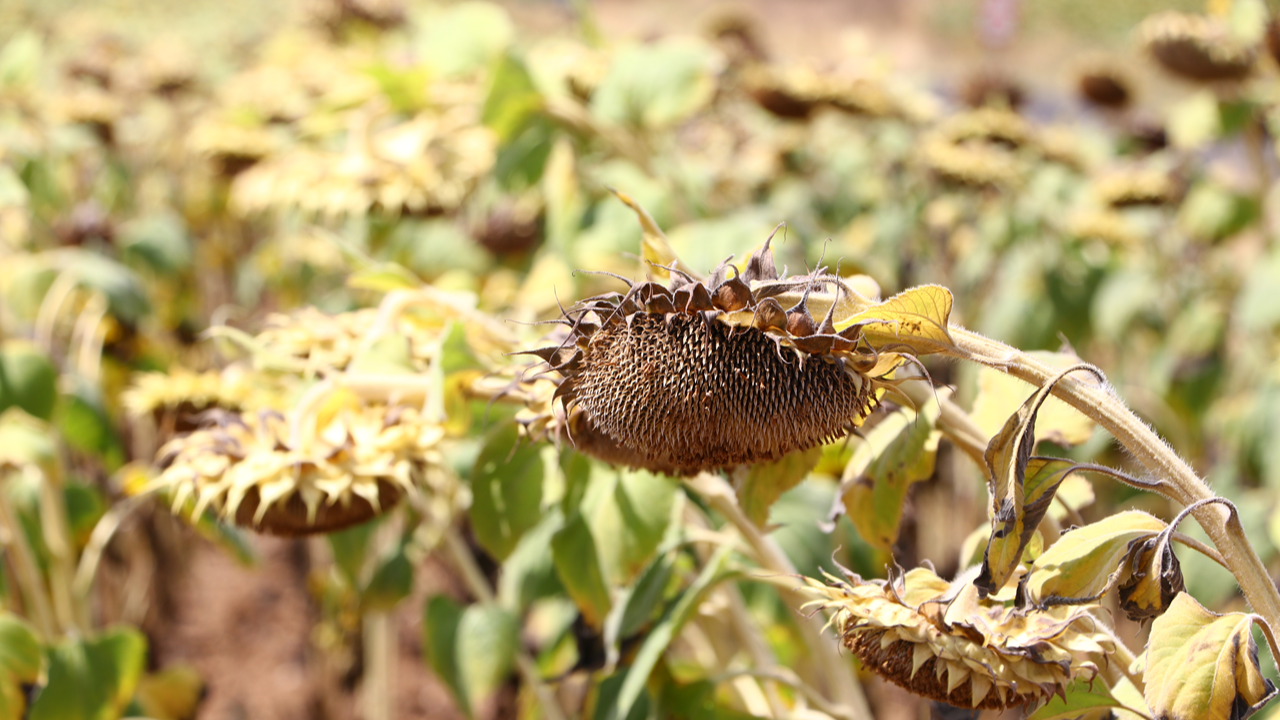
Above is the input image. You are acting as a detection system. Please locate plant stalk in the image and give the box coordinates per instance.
[946,326,1280,636]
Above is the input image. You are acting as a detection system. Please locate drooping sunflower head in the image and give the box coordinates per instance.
[149,394,446,536]
[518,231,895,475]
[805,567,1114,711]
[1140,11,1257,83]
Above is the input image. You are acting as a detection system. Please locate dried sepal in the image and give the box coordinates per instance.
[805,566,1113,711]
[1116,530,1184,622]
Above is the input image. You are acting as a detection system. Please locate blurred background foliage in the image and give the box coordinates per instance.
[4,0,1280,718]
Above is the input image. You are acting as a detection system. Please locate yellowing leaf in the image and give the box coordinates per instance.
[1144,593,1277,720]
[1028,677,1153,720]
[835,284,955,355]
[840,391,942,551]
[738,446,821,527]
[971,352,1097,447]
[608,187,696,281]
[975,364,1103,598]
[1023,511,1166,605]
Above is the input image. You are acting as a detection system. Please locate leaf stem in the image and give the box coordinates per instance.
[946,326,1280,640]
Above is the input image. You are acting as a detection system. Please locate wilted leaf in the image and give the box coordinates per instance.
[0,613,41,720]
[609,187,694,281]
[552,513,613,627]
[30,626,147,720]
[133,664,204,720]
[835,284,955,355]
[970,352,1096,447]
[840,393,942,551]
[738,446,820,527]
[976,365,1103,598]
[1023,510,1166,606]
[469,423,544,561]
[1144,593,1277,720]
[1117,530,1184,622]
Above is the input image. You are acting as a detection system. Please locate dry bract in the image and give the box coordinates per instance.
[805,567,1113,711]
[149,400,445,536]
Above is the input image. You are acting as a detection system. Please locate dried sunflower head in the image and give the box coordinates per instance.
[805,567,1113,711]
[188,119,277,178]
[1076,63,1132,110]
[1140,11,1257,82]
[919,133,1023,190]
[519,235,890,475]
[149,397,445,536]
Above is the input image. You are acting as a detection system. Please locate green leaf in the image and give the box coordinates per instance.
[118,213,192,275]
[362,547,414,611]
[1028,677,1152,720]
[423,596,519,718]
[30,626,147,720]
[0,613,41,720]
[840,394,942,551]
[64,481,106,548]
[483,54,544,142]
[496,510,565,613]
[364,62,432,114]
[56,378,123,469]
[468,423,544,561]
[585,469,677,586]
[327,521,376,585]
[738,447,820,527]
[0,340,57,422]
[1022,510,1166,605]
[1145,593,1277,720]
[417,1,514,79]
[611,550,676,642]
[59,250,150,325]
[424,596,467,714]
[551,513,613,627]
[595,544,733,720]
[591,39,717,129]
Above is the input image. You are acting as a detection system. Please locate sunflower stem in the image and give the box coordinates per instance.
[946,326,1280,643]
[686,472,872,720]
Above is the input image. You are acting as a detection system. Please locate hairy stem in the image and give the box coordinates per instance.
[946,326,1280,637]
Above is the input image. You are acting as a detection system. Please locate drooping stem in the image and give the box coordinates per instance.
[685,472,872,720]
[945,326,1280,636]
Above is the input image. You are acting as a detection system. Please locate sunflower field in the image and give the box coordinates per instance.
[5,0,1280,718]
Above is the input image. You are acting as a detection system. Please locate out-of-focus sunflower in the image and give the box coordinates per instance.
[1140,11,1257,82]
[149,396,446,536]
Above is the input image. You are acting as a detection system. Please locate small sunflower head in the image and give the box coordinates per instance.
[518,234,891,475]
[188,119,276,178]
[123,366,281,438]
[149,397,446,536]
[1091,167,1179,208]
[1140,11,1257,82]
[805,567,1113,711]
